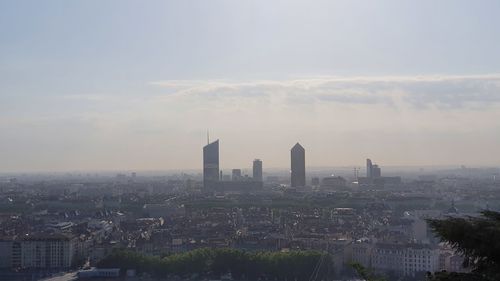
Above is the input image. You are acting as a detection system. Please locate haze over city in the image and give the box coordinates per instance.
[2,0,500,172]
[3,2,500,281]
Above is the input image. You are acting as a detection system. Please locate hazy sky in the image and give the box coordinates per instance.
[1,0,500,172]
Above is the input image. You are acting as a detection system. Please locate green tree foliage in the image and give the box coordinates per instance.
[426,211,500,281]
[350,262,386,281]
[97,248,334,280]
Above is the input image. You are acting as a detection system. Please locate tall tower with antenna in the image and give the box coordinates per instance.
[203,132,219,189]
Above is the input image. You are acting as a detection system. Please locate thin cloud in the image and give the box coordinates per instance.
[150,74,500,109]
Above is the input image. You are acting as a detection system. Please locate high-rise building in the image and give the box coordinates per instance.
[367,159,382,179]
[372,164,381,178]
[366,159,373,178]
[291,143,306,187]
[203,140,219,189]
[253,159,263,182]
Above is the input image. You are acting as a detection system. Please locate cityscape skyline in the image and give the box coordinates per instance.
[1,1,500,280]
[2,72,500,173]
[2,134,500,174]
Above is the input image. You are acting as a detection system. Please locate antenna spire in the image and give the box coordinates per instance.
[207,130,210,144]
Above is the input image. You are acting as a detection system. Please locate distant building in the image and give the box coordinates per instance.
[203,140,220,189]
[143,204,185,218]
[252,159,263,182]
[367,159,382,178]
[320,176,347,190]
[371,242,439,277]
[366,159,373,178]
[358,176,401,186]
[311,177,320,186]
[291,143,306,187]
[362,159,400,187]
[212,180,263,193]
[372,165,381,178]
[350,240,373,269]
[3,233,75,270]
[232,169,242,181]
[378,176,402,185]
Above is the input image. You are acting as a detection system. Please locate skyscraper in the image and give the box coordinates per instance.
[253,159,263,182]
[372,164,381,178]
[366,159,382,180]
[366,159,373,178]
[203,140,219,189]
[291,143,306,187]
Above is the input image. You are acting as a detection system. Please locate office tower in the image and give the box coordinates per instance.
[203,140,219,189]
[291,143,306,187]
[366,159,373,178]
[372,164,381,178]
[253,159,263,182]
[232,169,242,181]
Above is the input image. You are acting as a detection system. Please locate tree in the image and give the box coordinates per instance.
[350,262,386,281]
[97,248,334,280]
[426,211,500,281]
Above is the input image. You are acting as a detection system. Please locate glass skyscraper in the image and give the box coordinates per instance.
[253,159,263,182]
[203,140,219,189]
